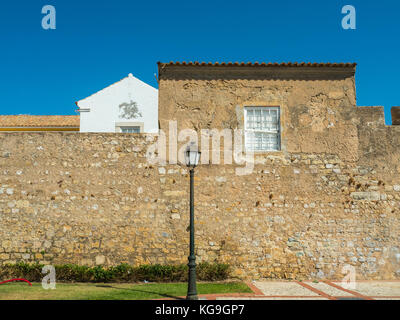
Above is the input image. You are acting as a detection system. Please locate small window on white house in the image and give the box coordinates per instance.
[121,126,140,133]
[244,107,281,151]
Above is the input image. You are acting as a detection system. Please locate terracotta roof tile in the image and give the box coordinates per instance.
[158,61,357,68]
[0,115,80,128]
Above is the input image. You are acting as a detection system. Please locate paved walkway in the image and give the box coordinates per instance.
[155,280,400,300]
[212,280,400,300]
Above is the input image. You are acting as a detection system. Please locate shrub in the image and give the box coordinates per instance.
[197,262,230,281]
[0,262,230,283]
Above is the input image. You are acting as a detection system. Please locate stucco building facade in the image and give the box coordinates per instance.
[76,73,158,133]
[158,62,360,161]
[0,62,399,280]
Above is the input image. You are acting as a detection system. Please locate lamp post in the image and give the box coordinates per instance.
[184,143,201,300]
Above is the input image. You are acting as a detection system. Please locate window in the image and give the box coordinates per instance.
[121,126,140,133]
[115,122,144,133]
[244,106,280,151]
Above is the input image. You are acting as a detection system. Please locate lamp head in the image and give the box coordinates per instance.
[185,142,201,168]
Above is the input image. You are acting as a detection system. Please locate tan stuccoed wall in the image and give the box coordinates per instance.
[1,66,400,280]
[158,65,359,161]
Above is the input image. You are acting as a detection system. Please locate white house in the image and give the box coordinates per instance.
[76,73,158,133]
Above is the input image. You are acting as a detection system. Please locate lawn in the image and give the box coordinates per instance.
[0,281,252,300]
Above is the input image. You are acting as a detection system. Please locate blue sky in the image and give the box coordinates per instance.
[0,0,398,124]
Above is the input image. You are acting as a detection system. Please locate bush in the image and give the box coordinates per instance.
[197,262,230,281]
[0,262,230,283]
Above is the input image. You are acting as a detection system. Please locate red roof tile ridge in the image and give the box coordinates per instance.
[157,61,357,67]
[0,115,80,127]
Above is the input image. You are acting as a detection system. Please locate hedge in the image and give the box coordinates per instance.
[0,262,230,283]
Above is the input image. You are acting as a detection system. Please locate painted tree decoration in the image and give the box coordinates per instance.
[119,100,142,119]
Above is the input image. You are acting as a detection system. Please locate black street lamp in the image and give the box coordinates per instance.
[184,143,201,300]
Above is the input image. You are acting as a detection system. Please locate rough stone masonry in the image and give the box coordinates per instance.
[1,62,400,280]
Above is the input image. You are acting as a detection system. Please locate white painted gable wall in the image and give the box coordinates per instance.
[77,74,158,133]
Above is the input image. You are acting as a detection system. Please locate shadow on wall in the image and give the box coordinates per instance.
[392,107,400,125]
[119,101,143,120]
[157,63,356,81]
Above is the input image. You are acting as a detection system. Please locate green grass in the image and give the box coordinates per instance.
[0,282,252,300]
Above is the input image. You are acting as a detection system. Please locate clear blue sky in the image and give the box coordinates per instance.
[1,0,399,124]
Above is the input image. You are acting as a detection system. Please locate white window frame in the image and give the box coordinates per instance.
[244,106,281,152]
[115,122,144,133]
[120,126,140,133]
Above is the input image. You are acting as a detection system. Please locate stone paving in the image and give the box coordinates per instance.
[211,280,400,300]
[155,280,400,300]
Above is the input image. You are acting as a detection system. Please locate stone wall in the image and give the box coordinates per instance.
[1,127,400,280]
[158,64,359,161]
[392,107,400,125]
